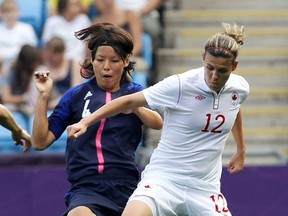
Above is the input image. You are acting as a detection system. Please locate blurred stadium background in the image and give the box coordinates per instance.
[0,0,287,215]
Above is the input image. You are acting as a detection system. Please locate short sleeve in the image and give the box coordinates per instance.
[143,74,181,109]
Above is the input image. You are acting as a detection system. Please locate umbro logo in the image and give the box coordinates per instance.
[195,95,205,100]
[84,91,93,100]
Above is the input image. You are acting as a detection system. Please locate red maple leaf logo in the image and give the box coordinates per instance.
[144,185,151,189]
[232,94,238,100]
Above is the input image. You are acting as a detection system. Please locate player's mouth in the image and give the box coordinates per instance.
[210,82,219,87]
[103,74,112,79]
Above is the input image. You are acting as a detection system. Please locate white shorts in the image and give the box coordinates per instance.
[128,177,232,216]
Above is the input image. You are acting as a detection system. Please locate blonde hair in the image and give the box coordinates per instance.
[204,23,245,60]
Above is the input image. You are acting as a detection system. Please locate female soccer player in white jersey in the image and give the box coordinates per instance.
[67,23,249,216]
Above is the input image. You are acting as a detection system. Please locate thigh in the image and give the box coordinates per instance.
[127,177,185,216]
[68,206,96,216]
[122,199,153,216]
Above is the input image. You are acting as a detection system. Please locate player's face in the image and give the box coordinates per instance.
[92,46,129,92]
[44,49,64,66]
[1,5,19,25]
[203,53,238,93]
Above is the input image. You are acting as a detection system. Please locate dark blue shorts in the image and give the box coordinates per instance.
[62,176,138,216]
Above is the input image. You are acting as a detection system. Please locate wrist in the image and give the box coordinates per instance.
[38,92,51,101]
[237,145,246,153]
[12,126,22,135]
[81,117,90,128]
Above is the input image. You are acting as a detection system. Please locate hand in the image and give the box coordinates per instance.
[12,129,31,152]
[227,151,245,174]
[67,121,88,141]
[34,71,53,95]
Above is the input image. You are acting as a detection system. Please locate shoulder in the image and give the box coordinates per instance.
[160,73,180,83]
[179,67,202,77]
[177,67,203,85]
[144,74,180,95]
[123,82,144,93]
[64,79,91,95]
[229,74,249,90]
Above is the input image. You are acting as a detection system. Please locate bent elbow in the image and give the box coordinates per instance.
[151,119,163,130]
[31,136,52,151]
[154,123,163,130]
[33,145,47,151]
[31,140,48,151]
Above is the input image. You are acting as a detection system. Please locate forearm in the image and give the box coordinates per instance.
[32,94,52,149]
[232,110,246,153]
[134,107,162,130]
[0,105,22,133]
[81,92,147,127]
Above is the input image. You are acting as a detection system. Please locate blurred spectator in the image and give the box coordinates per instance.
[114,0,165,86]
[0,0,38,78]
[94,0,143,57]
[42,0,91,62]
[48,0,93,16]
[115,0,164,48]
[93,0,149,88]
[2,44,41,117]
[41,36,83,108]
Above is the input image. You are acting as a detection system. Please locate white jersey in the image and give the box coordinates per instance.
[42,14,91,61]
[142,67,249,190]
[0,21,38,62]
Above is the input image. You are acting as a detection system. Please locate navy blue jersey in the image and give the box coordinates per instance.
[48,78,143,183]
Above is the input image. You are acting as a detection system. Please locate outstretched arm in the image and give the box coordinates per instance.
[67,91,162,140]
[32,72,56,150]
[227,110,246,174]
[0,104,31,152]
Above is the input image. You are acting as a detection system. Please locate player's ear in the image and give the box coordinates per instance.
[232,61,238,71]
[124,55,131,67]
[202,53,205,63]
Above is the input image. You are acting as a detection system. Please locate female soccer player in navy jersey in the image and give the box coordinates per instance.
[32,23,163,216]
[67,23,249,216]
